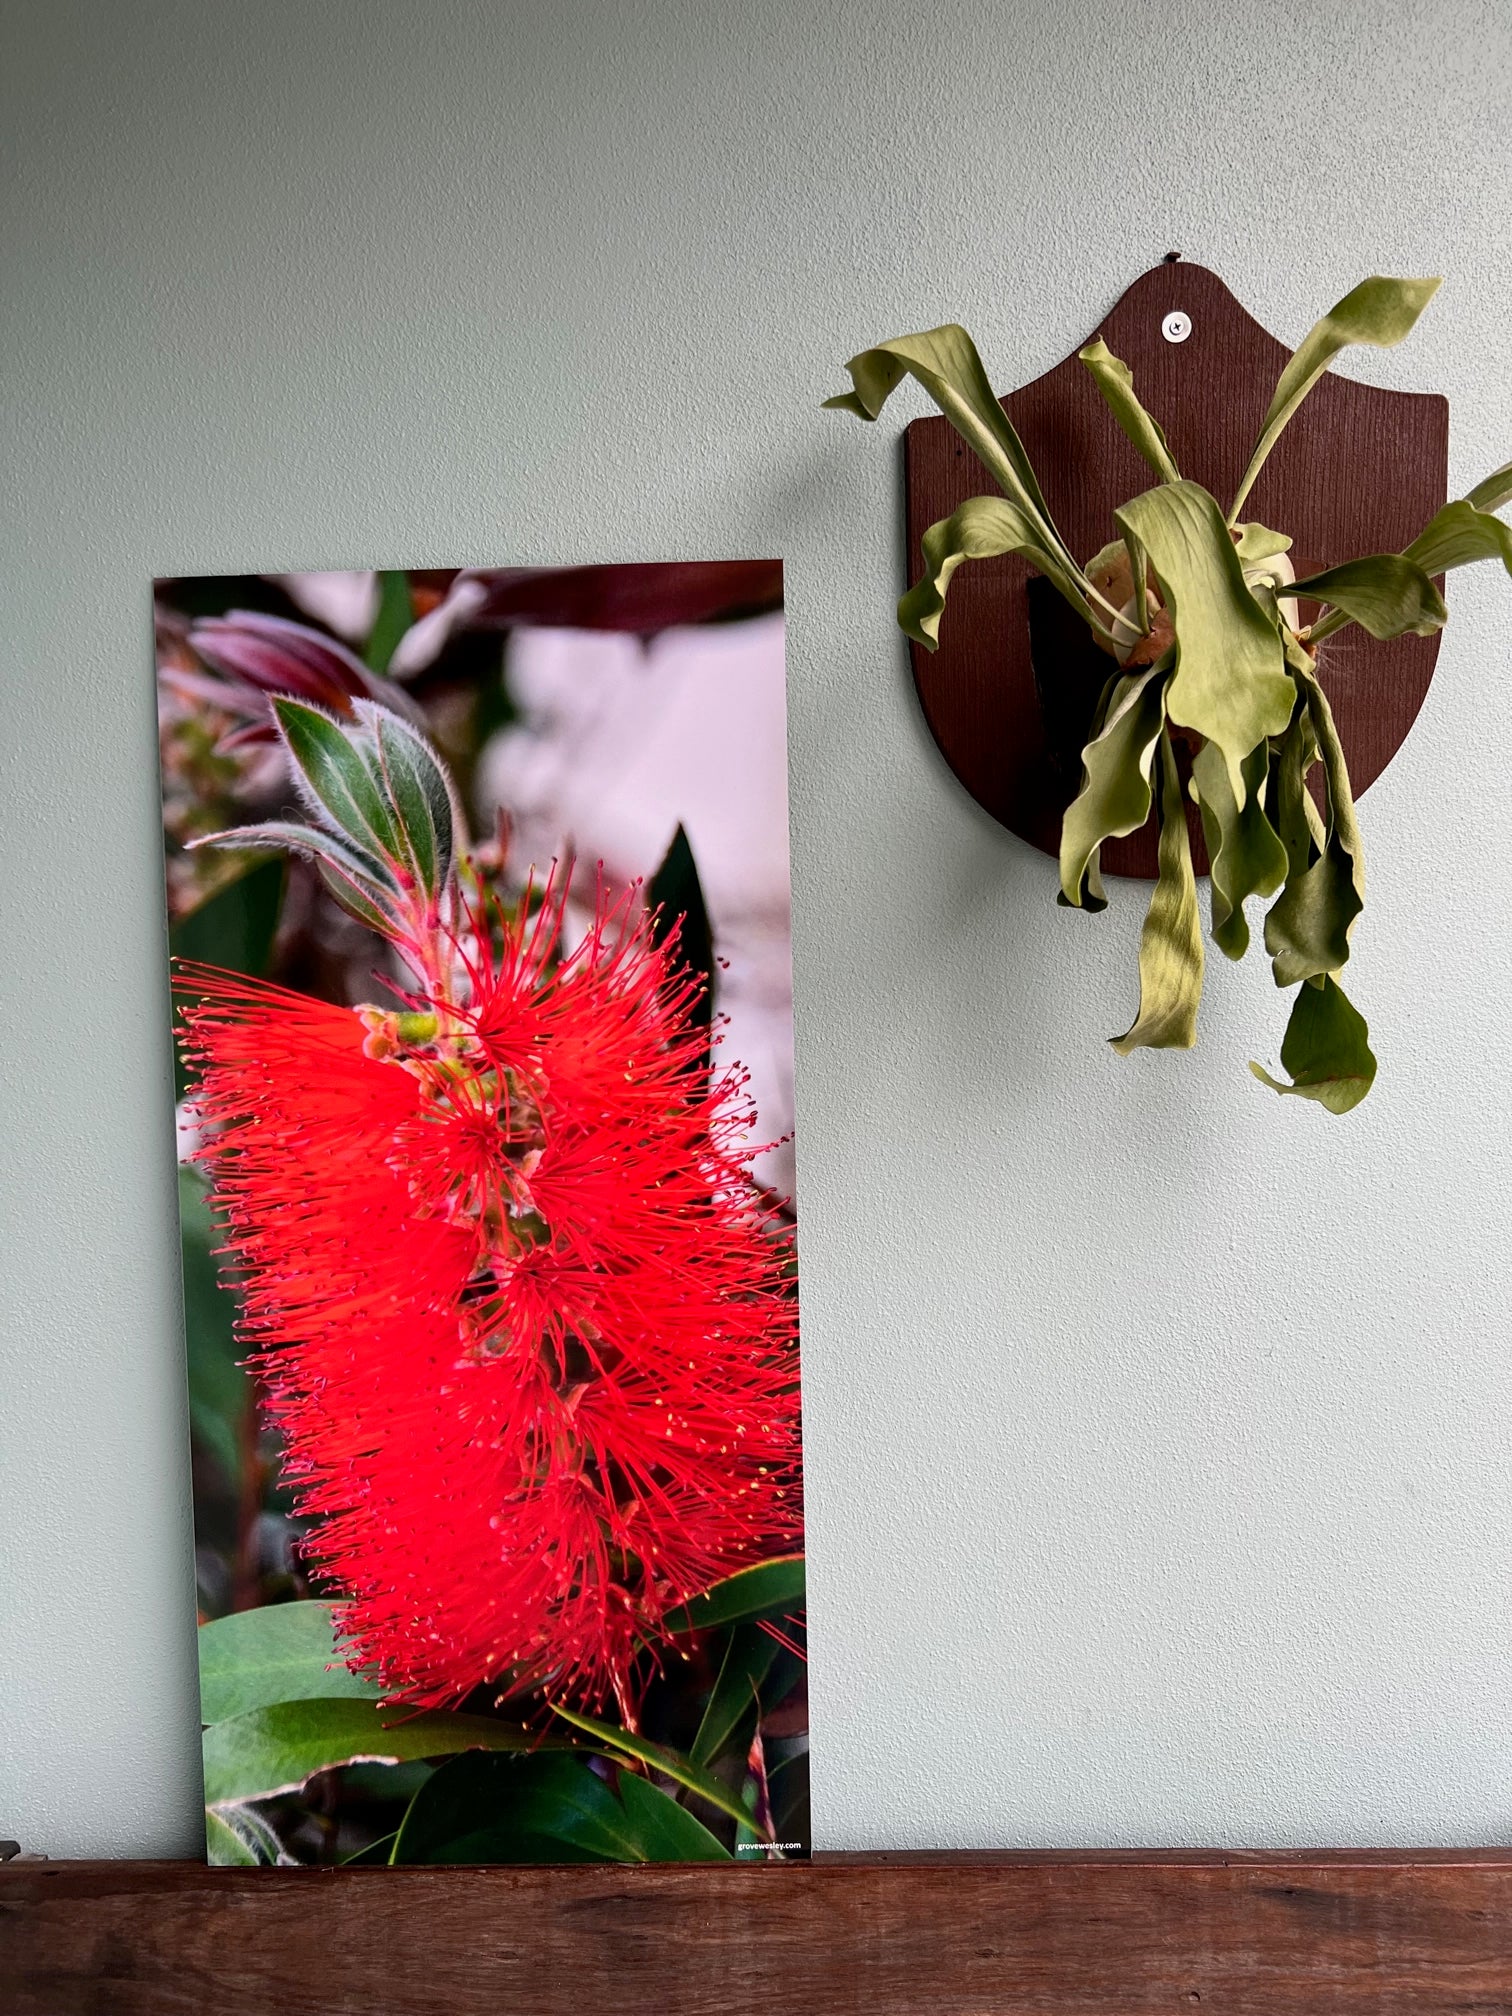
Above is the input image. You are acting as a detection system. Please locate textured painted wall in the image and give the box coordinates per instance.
[4,0,1511,1856]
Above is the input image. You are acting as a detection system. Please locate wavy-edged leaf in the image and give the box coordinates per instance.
[824,325,1069,562]
[1271,702,1325,886]
[198,1602,380,1725]
[1250,973,1376,1113]
[1404,498,1512,579]
[1116,481,1294,808]
[900,496,1086,648]
[551,1708,759,1835]
[1079,339,1180,484]
[1110,730,1203,1054]
[1231,275,1441,518]
[1291,554,1446,639]
[203,1699,548,1808]
[663,1555,806,1634]
[1192,740,1288,961]
[1058,662,1169,911]
[1264,657,1364,986]
[692,1623,780,1767]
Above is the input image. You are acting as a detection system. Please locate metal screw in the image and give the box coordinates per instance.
[1162,310,1192,344]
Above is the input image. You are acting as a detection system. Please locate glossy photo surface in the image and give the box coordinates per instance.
[157,562,808,1867]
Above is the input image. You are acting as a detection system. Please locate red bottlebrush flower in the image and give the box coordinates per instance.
[178,882,802,1721]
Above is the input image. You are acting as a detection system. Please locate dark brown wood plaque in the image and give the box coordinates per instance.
[5,1852,1512,2014]
[904,260,1448,877]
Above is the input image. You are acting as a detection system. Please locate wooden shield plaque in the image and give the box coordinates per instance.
[903,260,1448,877]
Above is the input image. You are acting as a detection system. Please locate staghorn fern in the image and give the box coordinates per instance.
[828,278,1512,1112]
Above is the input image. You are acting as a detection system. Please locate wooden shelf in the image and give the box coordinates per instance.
[5,1850,1510,2012]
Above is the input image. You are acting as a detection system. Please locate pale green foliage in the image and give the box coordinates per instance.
[1110,730,1203,1055]
[1230,275,1441,518]
[1193,741,1287,962]
[1058,662,1168,911]
[1078,339,1182,485]
[900,495,1077,647]
[1116,480,1296,808]
[829,272,1512,1111]
[1291,555,1446,641]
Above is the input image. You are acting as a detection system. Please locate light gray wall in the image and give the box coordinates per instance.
[4,0,1511,1857]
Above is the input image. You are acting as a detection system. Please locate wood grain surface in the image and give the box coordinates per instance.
[904,260,1448,876]
[5,1852,1511,2015]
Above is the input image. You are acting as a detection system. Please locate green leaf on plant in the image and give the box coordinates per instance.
[1115,518,1154,639]
[550,1707,760,1834]
[1058,662,1169,910]
[203,1698,550,1808]
[365,570,414,677]
[1291,554,1446,639]
[900,495,1088,648]
[367,703,453,894]
[1115,481,1294,809]
[1270,702,1324,886]
[1465,460,1512,516]
[1078,339,1180,485]
[691,1623,780,1767]
[1264,659,1364,987]
[824,325,1071,567]
[389,1750,731,1864]
[663,1554,806,1633]
[393,1751,635,1863]
[197,1601,381,1725]
[273,696,407,865]
[192,820,395,930]
[192,699,459,960]
[1231,275,1441,517]
[616,1772,734,1861]
[1192,740,1289,961]
[1404,498,1512,579]
[1250,973,1377,1113]
[205,1806,261,1865]
[1110,730,1203,1053]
